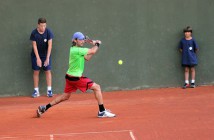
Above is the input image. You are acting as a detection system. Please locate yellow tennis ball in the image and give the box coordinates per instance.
[118,60,123,65]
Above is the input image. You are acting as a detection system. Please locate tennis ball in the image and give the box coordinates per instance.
[118,60,123,65]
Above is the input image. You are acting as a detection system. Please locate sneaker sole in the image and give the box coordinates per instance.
[98,115,116,118]
[182,86,190,89]
[36,109,41,118]
[32,95,40,98]
[47,95,53,97]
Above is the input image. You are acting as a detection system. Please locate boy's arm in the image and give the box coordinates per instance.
[47,39,52,59]
[32,41,42,67]
[44,39,52,66]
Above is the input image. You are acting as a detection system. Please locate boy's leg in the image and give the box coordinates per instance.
[43,57,52,97]
[31,56,41,97]
[32,70,40,97]
[45,70,52,87]
[45,70,53,97]
[33,70,40,88]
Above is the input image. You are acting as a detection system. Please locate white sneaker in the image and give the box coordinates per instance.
[47,90,53,97]
[98,109,116,118]
[32,90,40,98]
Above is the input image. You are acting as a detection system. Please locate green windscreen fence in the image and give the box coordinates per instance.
[0,0,214,96]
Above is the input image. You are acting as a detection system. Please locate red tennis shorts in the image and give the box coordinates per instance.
[64,74,94,93]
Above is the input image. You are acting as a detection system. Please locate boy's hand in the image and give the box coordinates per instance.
[44,58,49,67]
[37,58,42,67]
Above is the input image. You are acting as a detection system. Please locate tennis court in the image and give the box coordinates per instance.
[0,86,214,140]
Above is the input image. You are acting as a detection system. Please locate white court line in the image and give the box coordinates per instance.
[54,129,132,136]
[50,134,54,140]
[36,129,132,137]
[129,130,136,140]
[38,129,137,140]
[0,137,17,139]
[0,130,137,140]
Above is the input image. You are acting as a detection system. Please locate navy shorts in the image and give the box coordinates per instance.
[182,64,197,68]
[31,56,52,71]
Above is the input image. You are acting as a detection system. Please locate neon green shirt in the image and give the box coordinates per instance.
[66,46,89,77]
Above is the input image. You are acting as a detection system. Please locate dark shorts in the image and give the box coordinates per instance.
[64,74,94,93]
[31,56,51,71]
[182,64,197,68]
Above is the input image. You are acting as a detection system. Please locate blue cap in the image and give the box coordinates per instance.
[72,32,85,40]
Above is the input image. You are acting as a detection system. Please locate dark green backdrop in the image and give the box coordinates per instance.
[0,0,214,96]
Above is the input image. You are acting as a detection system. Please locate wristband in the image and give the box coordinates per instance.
[95,43,100,47]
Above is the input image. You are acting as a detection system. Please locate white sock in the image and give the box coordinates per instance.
[191,80,195,83]
[185,80,189,84]
[34,87,39,93]
[47,86,52,91]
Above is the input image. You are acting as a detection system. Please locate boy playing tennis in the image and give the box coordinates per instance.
[36,32,116,118]
[178,26,199,89]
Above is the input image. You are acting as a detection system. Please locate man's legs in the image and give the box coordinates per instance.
[37,79,115,118]
[90,83,103,105]
[90,83,115,118]
[37,93,71,117]
[49,93,71,106]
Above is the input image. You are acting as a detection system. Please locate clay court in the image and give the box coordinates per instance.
[0,86,214,140]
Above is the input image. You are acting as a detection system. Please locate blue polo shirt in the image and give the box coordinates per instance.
[178,37,199,65]
[30,28,54,58]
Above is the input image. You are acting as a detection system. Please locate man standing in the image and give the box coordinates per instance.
[30,18,54,98]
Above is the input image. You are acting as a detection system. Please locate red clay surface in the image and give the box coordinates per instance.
[0,86,214,140]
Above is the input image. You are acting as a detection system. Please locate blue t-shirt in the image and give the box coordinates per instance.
[30,28,54,57]
[178,37,199,65]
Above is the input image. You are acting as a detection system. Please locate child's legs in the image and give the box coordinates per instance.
[45,70,52,87]
[43,57,52,88]
[184,67,190,82]
[190,67,196,81]
[33,70,40,88]
[32,56,41,88]
[90,83,103,105]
